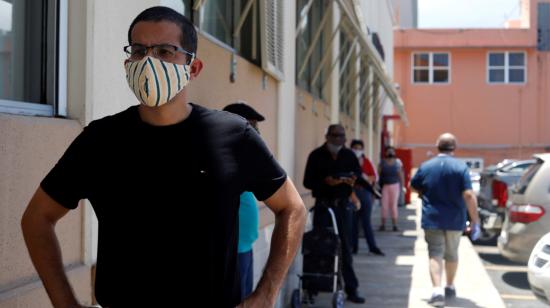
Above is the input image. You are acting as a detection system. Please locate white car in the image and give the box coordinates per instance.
[528,232,550,305]
[498,153,550,263]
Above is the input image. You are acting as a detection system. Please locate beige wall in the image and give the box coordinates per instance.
[187,35,279,153]
[0,115,93,306]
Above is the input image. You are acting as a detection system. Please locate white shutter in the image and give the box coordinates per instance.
[260,0,285,80]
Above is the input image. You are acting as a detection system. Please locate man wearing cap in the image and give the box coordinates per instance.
[223,102,265,300]
[410,133,481,306]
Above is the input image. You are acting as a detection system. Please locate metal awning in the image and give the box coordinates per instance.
[296,0,408,125]
[336,0,408,125]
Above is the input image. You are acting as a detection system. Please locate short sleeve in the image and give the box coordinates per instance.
[397,158,403,168]
[240,124,287,201]
[410,166,424,191]
[40,125,95,209]
[461,167,473,192]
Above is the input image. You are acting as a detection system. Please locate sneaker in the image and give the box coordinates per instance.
[378,225,386,231]
[392,225,399,232]
[445,286,456,299]
[370,248,385,256]
[347,293,366,304]
[428,293,445,307]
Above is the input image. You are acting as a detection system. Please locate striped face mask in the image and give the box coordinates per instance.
[124,56,191,107]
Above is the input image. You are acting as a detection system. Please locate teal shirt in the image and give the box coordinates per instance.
[238,191,259,253]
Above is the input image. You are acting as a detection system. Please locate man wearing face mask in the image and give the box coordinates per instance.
[21,6,306,308]
[303,124,365,304]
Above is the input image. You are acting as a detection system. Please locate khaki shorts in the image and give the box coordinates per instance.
[424,229,462,262]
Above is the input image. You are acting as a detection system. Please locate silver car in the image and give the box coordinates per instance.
[498,153,550,263]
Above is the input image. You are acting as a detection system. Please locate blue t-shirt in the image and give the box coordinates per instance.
[238,191,259,253]
[411,154,472,230]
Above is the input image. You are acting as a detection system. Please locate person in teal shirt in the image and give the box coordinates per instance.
[223,102,265,299]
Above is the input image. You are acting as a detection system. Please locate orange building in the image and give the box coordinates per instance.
[393,0,550,169]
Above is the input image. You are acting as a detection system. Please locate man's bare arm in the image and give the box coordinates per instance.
[463,189,480,224]
[239,178,307,307]
[21,187,81,308]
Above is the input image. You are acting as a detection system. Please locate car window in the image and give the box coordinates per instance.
[515,160,543,194]
[502,162,533,173]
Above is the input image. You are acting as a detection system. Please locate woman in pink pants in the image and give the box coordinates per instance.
[378,146,405,231]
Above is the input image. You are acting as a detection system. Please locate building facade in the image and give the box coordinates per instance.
[394,0,550,169]
[0,0,406,306]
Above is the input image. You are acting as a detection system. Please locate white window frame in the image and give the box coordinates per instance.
[411,52,451,85]
[487,51,527,84]
[0,0,67,117]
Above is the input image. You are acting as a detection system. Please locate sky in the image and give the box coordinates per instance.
[0,0,11,32]
[418,0,522,28]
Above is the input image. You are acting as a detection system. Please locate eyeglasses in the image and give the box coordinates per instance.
[123,44,195,64]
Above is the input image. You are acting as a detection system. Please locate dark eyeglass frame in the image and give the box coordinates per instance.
[123,43,195,64]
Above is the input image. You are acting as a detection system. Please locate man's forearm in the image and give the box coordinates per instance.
[22,218,79,308]
[254,203,306,304]
[464,192,480,224]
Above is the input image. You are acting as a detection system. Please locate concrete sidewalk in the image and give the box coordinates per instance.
[310,198,505,307]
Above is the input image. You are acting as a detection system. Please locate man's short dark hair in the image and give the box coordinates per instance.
[128,6,197,55]
[326,124,344,136]
[350,139,364,148]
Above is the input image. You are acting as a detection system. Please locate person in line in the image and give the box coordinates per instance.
[411,133,481,306]
[21,7,306,307]
[378,146,404,231]
[303,124,366,304]
[223,101,265,300]
[349,139,384,256]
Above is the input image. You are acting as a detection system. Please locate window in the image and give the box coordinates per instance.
[296,0,326,99]
[516,159,543,194]
[200,0,233,46]
[0,0,61,116]
[412,52,450,84]
[488,52,526,84]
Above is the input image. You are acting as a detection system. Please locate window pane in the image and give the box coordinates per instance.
[509,69,525,82]
[238,0,261,66]
[433,53,449,67]
[201,0,232,46]
[489,53,505,66]
[509,53,525,66]
[310,0,324,98]
[413,53,429,66]
[0,0,49,103]
[413,69,429,82]
[489,69,505,82]
[433,69,449,83]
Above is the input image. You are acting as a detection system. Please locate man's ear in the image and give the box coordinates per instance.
[189,58,203,80]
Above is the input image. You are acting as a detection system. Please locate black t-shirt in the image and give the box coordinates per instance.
[303,144,361,199]
[41,103,286,307]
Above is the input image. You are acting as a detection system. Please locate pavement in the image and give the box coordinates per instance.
[309,196,506,307]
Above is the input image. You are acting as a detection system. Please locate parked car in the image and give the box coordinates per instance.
[498,153,550,263]
[527,232,550,305]
[476,159,536,241]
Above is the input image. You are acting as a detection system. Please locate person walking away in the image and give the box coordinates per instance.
[378,146,404,231]
[303,124,366,304]
[223,102,265,299]
[410,133,481,307]
[349,139,384,256]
